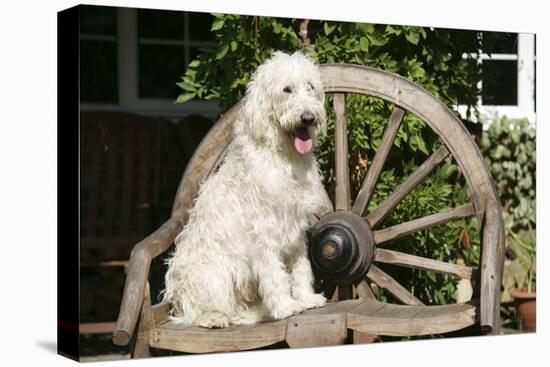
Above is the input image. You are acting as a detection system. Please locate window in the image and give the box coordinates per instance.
[480,32,518,106]
[137,9,215,99]
[458,31,536,124]
[79,6,220,119]
[482,59,517,105]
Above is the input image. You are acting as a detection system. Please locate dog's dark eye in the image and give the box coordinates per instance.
[283,86,292,93]
[308,82,315,91]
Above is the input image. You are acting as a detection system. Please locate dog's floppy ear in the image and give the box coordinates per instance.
[240,59,277,143]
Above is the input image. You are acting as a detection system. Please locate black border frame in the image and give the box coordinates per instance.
[57,4,80,361]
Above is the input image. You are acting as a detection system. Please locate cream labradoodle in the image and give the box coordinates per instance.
[162,51,328,328]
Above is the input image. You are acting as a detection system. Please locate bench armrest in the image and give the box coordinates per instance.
[112,217,183,346]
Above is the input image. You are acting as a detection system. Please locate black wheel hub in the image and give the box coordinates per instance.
[308,211,375,285]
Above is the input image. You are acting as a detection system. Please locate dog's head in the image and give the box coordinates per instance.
[240,51,327,157]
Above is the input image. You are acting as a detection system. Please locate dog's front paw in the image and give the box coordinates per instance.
[270,299,303,320]
[196,311,230,329]
[297,293,327,310]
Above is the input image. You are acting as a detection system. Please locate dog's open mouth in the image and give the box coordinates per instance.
[293,126,313,155]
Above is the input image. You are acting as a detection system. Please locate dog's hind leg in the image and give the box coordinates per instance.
[164,258,239,328]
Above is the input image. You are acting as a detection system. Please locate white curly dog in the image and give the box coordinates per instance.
[162,51,328,328]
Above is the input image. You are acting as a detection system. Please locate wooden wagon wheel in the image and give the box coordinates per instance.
[305,65,505,336]
[113,64,505,355]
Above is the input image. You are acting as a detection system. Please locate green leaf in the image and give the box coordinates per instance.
[481,135,491,148]
[368,33,389,46]
[175,92,196,103]
[188,60,200,68]
[324,22,336,36]
[412,66,426,79]
[176,81,196,92]
[230,41,238,51]
[215,44,229,60]
[406,31,420,45]
[510,129,521,144]
[520,176,532,190]
[419,28,427,39]
[181,76,201,88]
[204,94,219,101]
[272,21,283,34]
[359,37,369,52]
[386,25,402,36]
[442,164,457,178]
[211,18,225,31]
[394,136,401,148]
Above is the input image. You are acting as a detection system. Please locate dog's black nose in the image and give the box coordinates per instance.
[300,111,315,126]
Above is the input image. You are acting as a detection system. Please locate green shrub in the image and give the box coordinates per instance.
[176,15,485,305]
[480,117,536,230]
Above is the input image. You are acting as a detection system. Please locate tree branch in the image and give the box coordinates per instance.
[299,19,313,51]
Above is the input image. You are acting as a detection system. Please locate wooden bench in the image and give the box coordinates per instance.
[112,64,504,357]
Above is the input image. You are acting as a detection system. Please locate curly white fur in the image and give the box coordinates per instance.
[161,51,328,328]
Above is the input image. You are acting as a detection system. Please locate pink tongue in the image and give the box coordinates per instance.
[294,127,313,155]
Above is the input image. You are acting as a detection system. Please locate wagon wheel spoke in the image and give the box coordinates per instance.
[366,145,450,228]
[373,203,475,244]
[366,265,424,305]
[352,107,405,216]
[375,248,474,280]
[355,279,377,300]
[333,93,351,211]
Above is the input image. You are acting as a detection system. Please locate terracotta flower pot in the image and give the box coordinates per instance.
[511,288,536,332]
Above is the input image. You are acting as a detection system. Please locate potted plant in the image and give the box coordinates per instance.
[509,226,536,332]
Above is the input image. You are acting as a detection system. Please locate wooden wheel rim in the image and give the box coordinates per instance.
[171,64,505,334]
[321,64,494,217]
